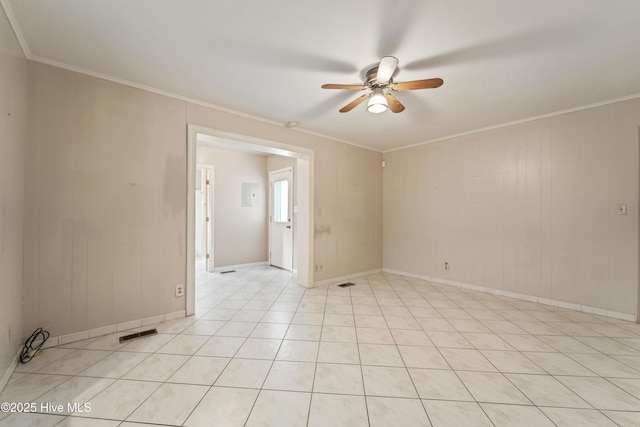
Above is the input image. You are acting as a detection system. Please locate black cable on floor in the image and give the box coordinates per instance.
[19,327,50,364]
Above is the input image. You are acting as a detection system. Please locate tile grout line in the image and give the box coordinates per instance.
[5,266,640,425]
[382,273,434,427]
[352,276,372,427]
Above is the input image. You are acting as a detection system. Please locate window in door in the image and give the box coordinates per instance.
[273,179,289,222]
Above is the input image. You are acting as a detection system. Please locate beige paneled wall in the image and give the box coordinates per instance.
[25,62,188,337]
[383,99,640,316]
[0,7,27,383]
[311,142,383,280]
[24,62,383,338]
[197,147,268,268]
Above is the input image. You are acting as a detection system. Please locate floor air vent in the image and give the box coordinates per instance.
[338,282,356,288]
[119,328,158,344]
[220,270,236,274]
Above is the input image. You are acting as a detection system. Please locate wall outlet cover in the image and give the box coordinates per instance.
[175,284,184,297]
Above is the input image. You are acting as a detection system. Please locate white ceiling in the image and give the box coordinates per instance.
[5,0,640,152]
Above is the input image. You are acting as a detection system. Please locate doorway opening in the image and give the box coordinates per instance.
[186,125,314,316]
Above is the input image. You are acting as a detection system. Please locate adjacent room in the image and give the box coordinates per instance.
[1,1,640,426]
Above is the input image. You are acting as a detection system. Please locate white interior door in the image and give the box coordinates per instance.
[270,168,293,270]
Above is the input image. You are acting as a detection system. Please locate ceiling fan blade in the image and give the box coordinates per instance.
[391,78,444,91]
[384,93,405,113]
[339,93,370,113]
[322,84,367,90]
[375,56,399,84]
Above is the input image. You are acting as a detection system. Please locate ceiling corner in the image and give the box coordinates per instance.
[0,0,32,59]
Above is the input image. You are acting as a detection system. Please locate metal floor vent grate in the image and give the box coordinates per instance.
[338,282,356,288]
[119,328,158,344]
[220,270,236,274]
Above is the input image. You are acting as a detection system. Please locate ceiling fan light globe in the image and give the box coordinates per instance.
[367,92,388,113]
[367,103,388,113]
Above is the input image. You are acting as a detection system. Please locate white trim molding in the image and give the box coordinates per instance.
[313,269,383,288]
[0,348,20,393]
[213,261,269,273]
[42,310,187,349]
[383,269,637,323]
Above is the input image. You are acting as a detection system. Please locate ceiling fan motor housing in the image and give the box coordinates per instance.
[365,67,391,89]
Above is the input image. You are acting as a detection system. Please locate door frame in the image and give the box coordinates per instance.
[197,163,215,272]
[186,124,314,316]
[269,167,294,271]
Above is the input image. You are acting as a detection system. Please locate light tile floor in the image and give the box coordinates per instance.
[2,266,640,426]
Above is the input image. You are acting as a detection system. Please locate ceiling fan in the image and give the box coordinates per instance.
[321,56,443,114]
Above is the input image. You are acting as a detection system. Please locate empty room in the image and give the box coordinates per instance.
[1,1,640,426]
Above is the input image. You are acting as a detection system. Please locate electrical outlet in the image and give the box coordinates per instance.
[175,284,184,297]
[314,264,323,272]
[444,262,449,271]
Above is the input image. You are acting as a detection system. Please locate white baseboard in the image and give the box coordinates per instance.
[0,347,20,393]
[313,268,383,288]
[383,268,636,323]
[42,309,187,349]
[213,261,268,272]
